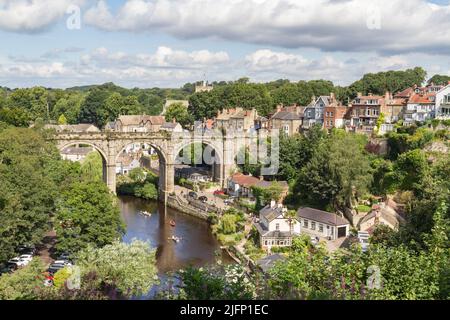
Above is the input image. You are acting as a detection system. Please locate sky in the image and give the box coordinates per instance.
[0,0,450,89]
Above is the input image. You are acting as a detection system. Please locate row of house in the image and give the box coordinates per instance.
[202,82,450,136]
[255,201,350,250]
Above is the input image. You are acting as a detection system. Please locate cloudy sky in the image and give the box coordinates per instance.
[0,0,450,88]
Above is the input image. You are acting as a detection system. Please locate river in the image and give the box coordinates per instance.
[118,196,233,298]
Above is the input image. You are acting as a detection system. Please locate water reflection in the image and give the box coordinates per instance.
[119,196,232,274]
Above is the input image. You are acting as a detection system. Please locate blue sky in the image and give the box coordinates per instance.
[0,0,450,89]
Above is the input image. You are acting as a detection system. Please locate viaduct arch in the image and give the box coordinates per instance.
[51,132,239,201]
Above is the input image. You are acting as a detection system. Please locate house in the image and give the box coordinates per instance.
[227,173,289,199]
[116,154,141,175]
[255,202,301,249]
[303,95,332,129]
[114,115,165,133]
[61,147,93,162]
[383,92,406,124]
[44,124,100,133]
[162,100,189,115]
[358,203,405,233]
[323,93,347,129]
[215,108,259,133]
[347,93,385,134]
[195,81,214,93]
[403,92,436,125]
[227,173,261,198]
[256,254,286,273]
[175,165,212,182]
[297,207,350,241]
[269,105,305,136]
[160,121,183,133]
[435,82,450,119]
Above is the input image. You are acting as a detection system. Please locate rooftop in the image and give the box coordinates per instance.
[297,207,349,226]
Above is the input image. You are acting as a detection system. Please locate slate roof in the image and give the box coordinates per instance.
[297,207,349,226]
[256,254,286,273]
[271,111,303,120]
[259,205,285,222]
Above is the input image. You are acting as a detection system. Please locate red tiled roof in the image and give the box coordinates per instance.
[408,93,435,104]
[230,173,261,187]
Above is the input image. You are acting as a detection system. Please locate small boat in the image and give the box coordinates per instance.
[169,220,176,227]
[140,211,152,217]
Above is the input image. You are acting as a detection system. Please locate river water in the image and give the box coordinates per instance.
[118,196,233,298]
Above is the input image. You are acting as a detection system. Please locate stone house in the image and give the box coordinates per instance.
[114,115,165,133]
[215,108,258,133]
[269,105,305,136]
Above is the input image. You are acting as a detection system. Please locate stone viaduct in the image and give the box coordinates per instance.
[51,131,241,200]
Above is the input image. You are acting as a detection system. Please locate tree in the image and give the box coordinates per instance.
[394,149,428,193]
[55,181,125,254]
[77,89,111,128]
[58,114,68,125]
[0,127,60,263]
[0,259,47,300]
[295,131,372,209]
[165,102,193,127]
[428,74,450,86]
[75,241,158,298]
[80,151,104,182]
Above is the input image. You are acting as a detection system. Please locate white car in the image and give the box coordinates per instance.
[54,260,72,266]
[8,257,28,267]
[19,254,33,265]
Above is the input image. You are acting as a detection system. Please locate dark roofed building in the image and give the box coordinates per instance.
[256,254,286,273]
[297,207,350,240]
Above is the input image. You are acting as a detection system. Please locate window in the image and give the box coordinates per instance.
[319,224,324,233]
[303,220,309,228]
[283,125,289,134]
[276,223,280,231]
[445,95,450,104]
[330,112,334,117]
[311,222,316,230]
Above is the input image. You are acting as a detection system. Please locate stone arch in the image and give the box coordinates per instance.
[57,140,109,185]
[173,139,225,185]
[114,139,173,200]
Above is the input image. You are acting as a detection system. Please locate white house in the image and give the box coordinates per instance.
[61,147,93,162]
[435,83,450,119]
[255,202,301,250]
[403,93,436,125]
[297,207,350,241]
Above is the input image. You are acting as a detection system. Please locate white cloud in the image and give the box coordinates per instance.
[0,0,84,32]
[81,46,230,69]
[83,0,450,55]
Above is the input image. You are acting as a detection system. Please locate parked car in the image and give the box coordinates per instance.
[48,263,66,274]
[19,245,36,255]
[54,260,72,266]
[19,254,33,265]
[58,253,71,261]
[188,192,198,199]
[199,196,208,203]
[8,257,28,267]
[213,190,225,196]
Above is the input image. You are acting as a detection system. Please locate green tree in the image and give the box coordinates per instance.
[0,259,47,300]
[55,181,125,254]
[58,114,68,125]
[295,131,372,209]
[0,127,60,262]
[75,241,158,298]
[165,102,193,127]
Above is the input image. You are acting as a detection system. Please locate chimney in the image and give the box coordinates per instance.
[385,91,391,101]
[311,96,316,104]
[330,92,336,101]
[172,118,176,124]
[270,200,276,208]
[277,104,283,112]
